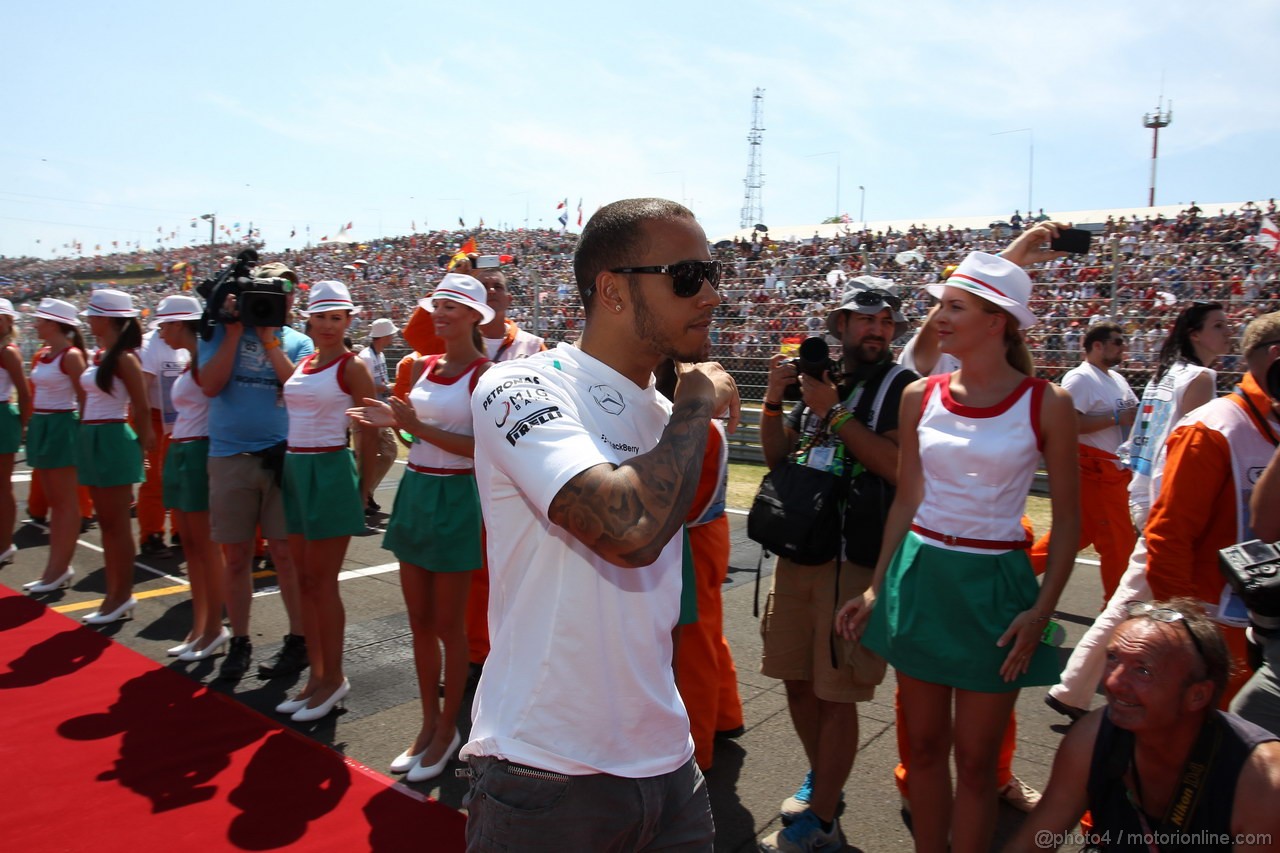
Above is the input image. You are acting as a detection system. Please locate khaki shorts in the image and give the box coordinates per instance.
[207,453,287,543]
[760,556,887,702]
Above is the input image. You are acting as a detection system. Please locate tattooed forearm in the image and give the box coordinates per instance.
[548,397,713,568]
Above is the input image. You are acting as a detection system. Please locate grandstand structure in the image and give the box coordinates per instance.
[3,201,1275,442]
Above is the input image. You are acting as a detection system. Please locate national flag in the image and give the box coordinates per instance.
[479,217,485,228]
[577,198,583,227]
[556,199,566,210]
[290,228,296,238]
[450,237,478,268]
[458,217,466,227]
[411,220,416,232]
[333,221,353,241]
[557,198,569,229]
[1250,217,1280,253]
[183,266,194,291]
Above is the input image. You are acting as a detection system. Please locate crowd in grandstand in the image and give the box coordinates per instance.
[3,203,1278,392]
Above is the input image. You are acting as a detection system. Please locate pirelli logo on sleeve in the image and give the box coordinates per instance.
[506,407,563,445]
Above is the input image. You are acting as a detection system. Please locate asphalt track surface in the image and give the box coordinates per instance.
[3,458,1103,852]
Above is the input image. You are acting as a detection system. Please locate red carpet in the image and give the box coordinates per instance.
[0,586,466,852]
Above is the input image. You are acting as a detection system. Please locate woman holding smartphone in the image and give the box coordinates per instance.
[838,224,1080,853]
[349,273,491,782]
[23,299,87,594]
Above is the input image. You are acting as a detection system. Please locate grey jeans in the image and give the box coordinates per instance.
[463,755,714,852]
[1231,631,1280,737]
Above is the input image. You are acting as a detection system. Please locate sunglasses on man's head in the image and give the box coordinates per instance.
[1124,600,1206,664]
[852,289,901,312]
[610,260,722,297]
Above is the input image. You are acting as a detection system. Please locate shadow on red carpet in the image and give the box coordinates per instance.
[0,584,465,851]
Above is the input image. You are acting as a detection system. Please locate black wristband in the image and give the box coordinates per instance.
[763,400,783,413]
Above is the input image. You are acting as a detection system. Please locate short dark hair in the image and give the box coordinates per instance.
[1124,597,1231,706]
[1084,322,1124,352]
[573,198,694,316]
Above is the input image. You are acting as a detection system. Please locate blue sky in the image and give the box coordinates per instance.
[2,0,1276,257]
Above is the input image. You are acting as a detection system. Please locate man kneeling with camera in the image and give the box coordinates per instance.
[1006,599,1280,852]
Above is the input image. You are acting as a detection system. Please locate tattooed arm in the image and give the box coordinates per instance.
[547,363,726,569]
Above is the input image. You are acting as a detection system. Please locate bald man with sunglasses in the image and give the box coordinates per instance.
[1005,599,1280,852]
[462,198,737,852]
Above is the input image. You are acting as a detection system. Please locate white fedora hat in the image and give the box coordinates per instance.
[825,276,911,340]
[419,273,495,325]
[303,280,361,315]
[926,252,1037,329]
[80,288,140,319]
[150,294,204,328]
[369,318,398,338]
[0,298,16,319]
[33,298,82,326]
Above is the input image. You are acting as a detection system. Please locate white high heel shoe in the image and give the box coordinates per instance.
[291,678,350,723]
[0,543,17,565]
[389,747,426,774]
[167,639,196,657]
[83,597,138,625]
[276,693,311,715]
[406,730,462,783]
[24,568,74,594]
[179,627,230,661]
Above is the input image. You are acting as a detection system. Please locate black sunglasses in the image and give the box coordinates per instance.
[609,260,722,297]
[1125,600,1206,664]
[852,289,901,312]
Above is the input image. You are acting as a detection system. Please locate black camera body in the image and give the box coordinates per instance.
[1219,540,1280,619]
[1268,358,1280,401]
[237,278,290,328]
[782,336,841,401]
[196,249,293,339]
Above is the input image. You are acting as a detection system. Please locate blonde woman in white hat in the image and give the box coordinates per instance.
[78,289,154,624]
[0,299,32,567]
[153,295,228,661]
[23,298,88,594]
[274,281,377,722]
[837,223,1081,853]
[348,273,491,781]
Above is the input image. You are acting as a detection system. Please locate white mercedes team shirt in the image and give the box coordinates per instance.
[462,342,692,777]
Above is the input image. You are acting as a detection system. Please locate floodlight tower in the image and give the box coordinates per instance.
[740,88,765,229]
[1143,96,1172,207]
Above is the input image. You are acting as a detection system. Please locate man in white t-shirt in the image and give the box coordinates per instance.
[354,318,398,515]
[464,198,736,851]
[137,325,190,556]
[466,260,549,674]
[1029,322,1138,603]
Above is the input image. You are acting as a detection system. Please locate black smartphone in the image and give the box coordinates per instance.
[1050,228,1092,254]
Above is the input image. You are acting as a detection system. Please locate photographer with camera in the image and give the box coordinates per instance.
[1145,312,1280,707]
[756,276,915,851]
[1229,357,1280,735]
[199,260,314,681]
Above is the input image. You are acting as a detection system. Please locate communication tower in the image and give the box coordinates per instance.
[740,88,765,229]
[1143,96,1172,207]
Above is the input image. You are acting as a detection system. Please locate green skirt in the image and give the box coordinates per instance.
[283,449,365,540]
[27,410,79,469]
[0,403,20,455]
[862,532,1060,693]
[163,439,210,513]
[78,422,144,487]
[383,469,481,572]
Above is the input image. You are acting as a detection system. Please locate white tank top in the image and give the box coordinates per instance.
[31,347,81,412]
[284,352,355,449]
[913,374,1047,552]
[81,354,131,422]
[170,366,210,440]
[406,355,487,471]
[0,344,16,402]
